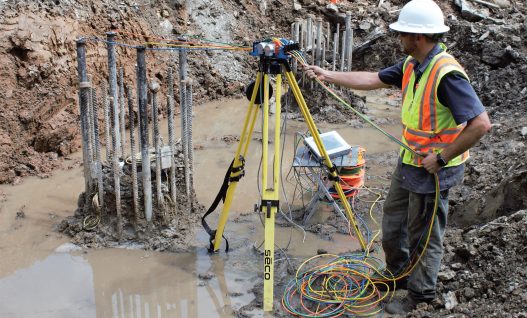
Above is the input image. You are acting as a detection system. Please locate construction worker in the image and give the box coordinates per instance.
[304,0,491,314]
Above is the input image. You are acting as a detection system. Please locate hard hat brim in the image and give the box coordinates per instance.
[389,21,450,34]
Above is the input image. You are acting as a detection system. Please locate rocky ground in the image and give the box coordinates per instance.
[1,0,526,316]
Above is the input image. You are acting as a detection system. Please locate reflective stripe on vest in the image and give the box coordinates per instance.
[400,48,470,167]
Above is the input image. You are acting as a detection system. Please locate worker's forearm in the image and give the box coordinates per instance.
[441,112,491,162]
[323,71,389,90]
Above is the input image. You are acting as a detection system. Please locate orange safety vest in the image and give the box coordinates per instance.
[400,47,470,167]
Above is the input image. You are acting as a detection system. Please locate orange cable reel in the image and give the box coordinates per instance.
[328,147,366,199]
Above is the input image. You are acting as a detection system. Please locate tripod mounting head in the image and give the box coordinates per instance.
[250,38,300,60]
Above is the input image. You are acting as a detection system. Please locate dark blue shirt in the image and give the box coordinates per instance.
[378,44,485,193]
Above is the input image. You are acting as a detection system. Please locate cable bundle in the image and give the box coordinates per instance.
[282,253,393,317]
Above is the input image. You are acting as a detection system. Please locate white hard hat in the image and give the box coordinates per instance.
[389,0,450,34]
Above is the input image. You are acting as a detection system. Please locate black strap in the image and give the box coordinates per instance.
[327,173,340,182]
[326,163,340,182]
[201,157,245,253]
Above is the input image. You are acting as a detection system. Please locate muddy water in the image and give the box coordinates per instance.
[0,94,400,317]
[190,97,400,212]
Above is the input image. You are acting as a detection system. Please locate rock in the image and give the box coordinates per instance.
[451,262,463,270]
[359,21,371,30]
[439,269,457,281]
[294,2,302,11]
[464,287,476,299]
[198,272,215,280]
[479,31,490,41]
[325,3,337,12]
[454,0,488,22]
[444,291,459,310]
[454,245,477,260]
[55,242,82,253]
[521,127,527,137]
[490,0,511,8]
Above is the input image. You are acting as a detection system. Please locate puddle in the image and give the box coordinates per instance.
[191,97,400,212]
[0,93,401,316]
[0,245,255,318]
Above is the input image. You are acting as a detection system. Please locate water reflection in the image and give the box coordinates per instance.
[0,252,95,318]
[0,246,256,318]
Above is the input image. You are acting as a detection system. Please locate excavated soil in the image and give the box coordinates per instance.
[1,0,527,316]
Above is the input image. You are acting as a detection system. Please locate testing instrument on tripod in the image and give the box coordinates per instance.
[201,38,368,311]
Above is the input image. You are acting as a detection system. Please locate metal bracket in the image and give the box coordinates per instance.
[260,199,279,218]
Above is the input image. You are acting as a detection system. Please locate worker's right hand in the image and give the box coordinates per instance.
[303,64,328,81]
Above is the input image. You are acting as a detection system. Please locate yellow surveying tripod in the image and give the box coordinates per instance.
[201,38,367,311]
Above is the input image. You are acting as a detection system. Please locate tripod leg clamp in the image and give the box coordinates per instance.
[260,200,279,218]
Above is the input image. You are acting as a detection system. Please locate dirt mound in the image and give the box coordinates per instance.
[0,0,294,184]
[411,210,527,317]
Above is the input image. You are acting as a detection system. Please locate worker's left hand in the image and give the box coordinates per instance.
[418,152,442,174]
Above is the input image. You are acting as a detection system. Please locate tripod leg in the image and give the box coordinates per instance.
[262,73,282,312]
[284,70,367,251]
[212,72,262,252]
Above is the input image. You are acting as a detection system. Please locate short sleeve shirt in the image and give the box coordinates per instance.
[378,44,485,193]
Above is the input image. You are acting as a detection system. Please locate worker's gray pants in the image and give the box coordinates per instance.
[381,164,449,302]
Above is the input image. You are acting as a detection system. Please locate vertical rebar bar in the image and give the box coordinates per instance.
[119,67,126,156]
[335,23,340,71]
[110,96,122,238]
[293,18,301,74]
[91,87,105,219]
[167,67,177,206]
[322,38,326,68]
[311,24,316,90]
[325,22,330,70]
[299,19,305,53]
[348,28,354,71]
[76,39,93,195]
[306,15,313,50]
[315,18,322,67]
[299,19,305,87]
[179,48,189,200]
[150,81,163,212]
[137,46,152,224]
[186,79,194,194]
[180,79,189,198]
[344,11,352,71]
[340,30,347,71]
[179,48,188,81]
[102,82,111,163]
[107,32,121,158]
[126,85,139,229]
[332,32,338,71]
[87,75,95,162]
[326,22,331,51]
